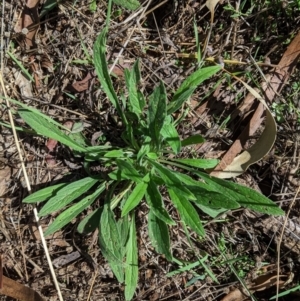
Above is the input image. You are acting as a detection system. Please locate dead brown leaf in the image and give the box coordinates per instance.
[45,121,74,166]
[13,68,33,99]
[0,167,11,197]
[210,31,300,178]
[0,275,46,301]
[14,0,40,49]
[250,271,288,291]
[220,288,249,301]
[69,65,126,93]
[70,71,96,92]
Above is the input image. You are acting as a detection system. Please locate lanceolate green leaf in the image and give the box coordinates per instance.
[150,160,196,201]
[121,180,148,216]
[175,169,240,201]
[168,187,205,237]
[166,87,195,115]
[113,0,139,10]
[38,177,98,217]
[173,172,240,209]
[148,210,172,261]
[115,159,142,183]
[117,216,130,257]
[196,171,285,215]
[145,179,175,225]
[5,97,70,131]
[99,203,124,283]
[167,66,221,114]
[137,136,151,162]
[93,29,126,124]
[18,109,86,153]
[170,158,219,169]
[77,207,102,234]
[44,182,107,236]
[125,60,143,116]
[181,134,205,147]
[160,120,181,154]
[148,81,167,148]
[23,183,68,203]
[104,149,125,158]
[125,215,138,301]
[196,204,228,218]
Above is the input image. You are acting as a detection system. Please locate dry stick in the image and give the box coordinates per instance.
[275,186,300,301]
[0,72,64,301]
[86,270,98,301]
[9,214,29,281]
[0,0,4,73]
[152,12,166,59]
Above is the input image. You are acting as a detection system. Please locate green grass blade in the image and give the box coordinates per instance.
[270,283,300,300]
[170,158,219,169]
[38,177,99,217]
[167,66,221,114]
[145,179,175,225]
[193,16,202,64]
[18,109,86,153]
[168,187,205,237]
[99,203,124,283]
[121,180,148,216]
[148,210,172,261]
[148,81,167,148]
[44,182,106,236]
[125,214,138,301]
[23,183,68,203]
[7,51,34,81]
[40,0,57,17]
[93,29,126,124]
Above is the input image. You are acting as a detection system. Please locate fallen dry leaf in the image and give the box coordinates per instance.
[206,0,220,23]
[250,271,288,291]
[14,0,40,49]
[0,275,46,301]
[45,121,74,166]
[70,71,96,92]
[206,0,220,14]
[0,167,11,197]
[13,68,33,100]
[220,288,249,301]
[210,30,300,178]
[69,65,126,93]
[211,83,276,178]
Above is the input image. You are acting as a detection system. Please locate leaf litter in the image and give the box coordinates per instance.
[1,0,300,300]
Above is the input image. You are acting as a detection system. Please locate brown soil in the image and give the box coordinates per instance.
[1,0,300,300]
